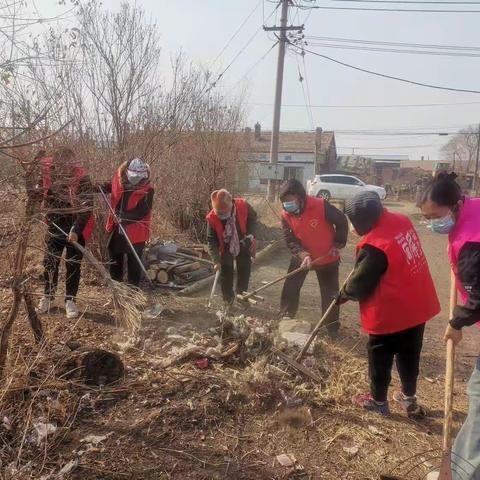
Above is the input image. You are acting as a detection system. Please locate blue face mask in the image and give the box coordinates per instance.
[428,214,455,234]
[283,200,300,214]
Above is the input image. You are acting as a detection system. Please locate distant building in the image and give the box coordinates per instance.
[400,160,452,174]
[237,124,337,193]
[337,154,409,185]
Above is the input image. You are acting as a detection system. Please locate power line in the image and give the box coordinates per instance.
[301,54,316,127]
[307,4,480,11]
[295,54,315,128]
[329,0,480,4]
[291,44,480,94]
[337,144,440,149]
[305,35,480,51]
[304,41,480,57]
[209,0,262,70]
[246,100,480,108]
[226,41,278,93]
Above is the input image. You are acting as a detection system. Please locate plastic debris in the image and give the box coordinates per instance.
[343,446,359,457]
[32,421,57,445]
[195,358,210,369]
[276,453,296,467]
[81,432,112,446]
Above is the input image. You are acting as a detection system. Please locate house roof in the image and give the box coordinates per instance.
[244,130,335,154]
[368,154,410,161]
[400,160,452,171]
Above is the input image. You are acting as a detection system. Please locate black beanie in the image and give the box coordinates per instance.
[345,191,383,235]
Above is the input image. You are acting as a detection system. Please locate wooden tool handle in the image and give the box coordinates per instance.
[443,269,458,452]
[296,269,354,361]
[240,254,327,300]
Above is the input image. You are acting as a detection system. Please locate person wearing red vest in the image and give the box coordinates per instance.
[420,172,480,478]
[103,158,154,287]
[340,191,440,417]
[36,148,95,319]
[279,179,348,337]
[206,189,257,308]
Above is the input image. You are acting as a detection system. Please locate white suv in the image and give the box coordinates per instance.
[307,174,386,201]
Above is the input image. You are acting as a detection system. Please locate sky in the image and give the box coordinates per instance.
[41,0,480,160]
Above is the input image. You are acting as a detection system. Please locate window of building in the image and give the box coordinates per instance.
[284,166,303,183]
[284,155,292,161]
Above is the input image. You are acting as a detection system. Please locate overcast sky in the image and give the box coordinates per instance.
[44,0,480,160]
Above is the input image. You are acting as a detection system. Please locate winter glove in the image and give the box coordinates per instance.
[300,255,312,270]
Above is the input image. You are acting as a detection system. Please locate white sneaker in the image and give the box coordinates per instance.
[65,300,79,319]
[36,296,51,314]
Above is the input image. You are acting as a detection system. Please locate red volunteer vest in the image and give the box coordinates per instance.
[206,198,248,256]
[358,210,440,335]
[281,196,339,266]
[105,169,153,244]
[41,155,95,241]
[448,197,480,304]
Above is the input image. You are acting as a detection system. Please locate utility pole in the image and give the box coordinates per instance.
[264,0,303,201]
[474,123,480,195]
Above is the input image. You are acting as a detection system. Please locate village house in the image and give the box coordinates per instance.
[237,123,337,193]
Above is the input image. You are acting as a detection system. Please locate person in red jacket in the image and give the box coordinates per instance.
[279,179,348,337]
[340,191,440,416]
[36,148,95,319]
[206,189,257,308]
[104,158,154,286]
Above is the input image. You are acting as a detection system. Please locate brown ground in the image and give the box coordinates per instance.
[1,199,478,480]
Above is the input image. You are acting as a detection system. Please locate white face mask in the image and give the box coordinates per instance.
[126,169,146,185]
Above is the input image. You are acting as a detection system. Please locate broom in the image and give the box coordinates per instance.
[45,218,146,333]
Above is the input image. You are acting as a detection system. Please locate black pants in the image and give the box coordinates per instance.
[220,247,252,303]
[44,232,85,301]
[108,232,145,287]
[368,323,425,402]
[280,257,340,333]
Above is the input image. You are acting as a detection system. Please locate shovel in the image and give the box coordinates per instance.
[237,254,328,303]
[208,270,220,308]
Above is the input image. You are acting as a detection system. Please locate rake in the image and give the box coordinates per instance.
[45,219,146,333]
[379,270,474,480]
[236,254,328,305]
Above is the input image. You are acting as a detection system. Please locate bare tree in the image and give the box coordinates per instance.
[77,1,160,152]
[441,126,479,173]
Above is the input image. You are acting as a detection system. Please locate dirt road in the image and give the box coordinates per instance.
[249,200,480,380]
[4,199,478,480]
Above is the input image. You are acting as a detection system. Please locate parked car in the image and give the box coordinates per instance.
[306,174,387,201]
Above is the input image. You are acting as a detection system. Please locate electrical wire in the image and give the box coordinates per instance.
[295,55,315,128]
[301,54,316,128]
[304,41,480,57]
[329,0,480,4]
[306,4,480,11]
[305,35,480,51]
[336,144,440,149]
[290,44,480,94]
[226,41,279,94]
[209,0,263,70]
[246,100,480,108]
[208,2,279,91]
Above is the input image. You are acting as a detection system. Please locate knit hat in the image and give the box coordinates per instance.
[126,158,149,184]
[211,189,233,211]
[345,191,383,235]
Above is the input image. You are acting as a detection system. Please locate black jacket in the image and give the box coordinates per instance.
[340,244,388,302]
[44,175,94,238]
[450,241,480,330]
